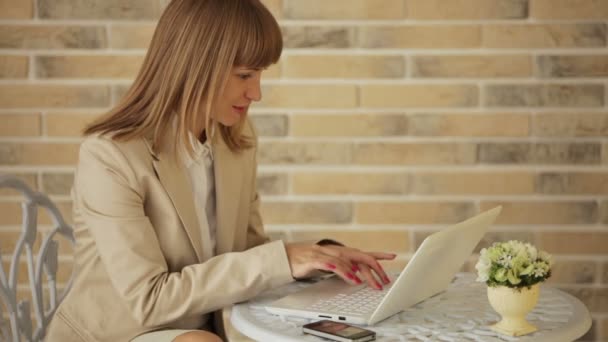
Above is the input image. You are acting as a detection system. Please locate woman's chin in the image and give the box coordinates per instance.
[217,115,243,127]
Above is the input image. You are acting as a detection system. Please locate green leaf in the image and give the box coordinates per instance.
[507,269,521,285]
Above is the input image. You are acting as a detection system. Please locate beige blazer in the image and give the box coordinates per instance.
[46,120,294,342]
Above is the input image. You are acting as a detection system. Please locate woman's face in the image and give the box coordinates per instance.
[213,66,263,127]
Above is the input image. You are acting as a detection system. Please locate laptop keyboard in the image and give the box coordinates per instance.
[307,284,392,315]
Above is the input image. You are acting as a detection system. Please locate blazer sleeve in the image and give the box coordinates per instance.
[75,137,293,328]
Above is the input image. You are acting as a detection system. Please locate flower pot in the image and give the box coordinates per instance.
[487,283,540,336]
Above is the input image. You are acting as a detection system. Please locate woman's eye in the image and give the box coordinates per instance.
[238,74,252,80]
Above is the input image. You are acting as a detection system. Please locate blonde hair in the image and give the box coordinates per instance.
[84,0,282,154]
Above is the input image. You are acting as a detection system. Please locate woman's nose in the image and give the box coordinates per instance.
[246,80,262,102]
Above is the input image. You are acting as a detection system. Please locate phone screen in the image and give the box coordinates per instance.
[304,320,375,340]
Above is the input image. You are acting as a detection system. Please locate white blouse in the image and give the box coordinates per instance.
[182,132,216,261]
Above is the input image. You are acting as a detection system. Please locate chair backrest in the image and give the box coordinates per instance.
[0,175,75,342]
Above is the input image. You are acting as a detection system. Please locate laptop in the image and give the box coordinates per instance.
[265,206,502,325]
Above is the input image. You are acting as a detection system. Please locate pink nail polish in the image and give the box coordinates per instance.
[346,273,355,279]
[326,263,336,270]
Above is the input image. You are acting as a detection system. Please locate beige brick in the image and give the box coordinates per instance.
[36,55,144,79]
[560,287,608,313]
[42,173,74,196]
[259,85,357,108]
[537,172,608,195]
[538,55,608,78]
[291,114,408,137]
[477,143,528,164]
[485,84,604,107]
[0,25,106,49]
[411,172,535,195]
[261,0,282,19]
[257,173,287,195]
[292,172,408,195]
[360,25,481,49]
[284,55,404,79]
[356,202,475,224]
[601,201,608,224]
[361,85,478,108]
[546,260,597,284]
[413,55,531,78]
[46,112,99,137]
[475,232,536,253]
[38,0,161,19]
[480,201,598,224]
[604,142,608,165]
[0,143,79,166]
[483,24,606,48]
[416,231,535,252]
[0,56,28,78]
[408,113,529,137]
[258,142,351,165]
[353,143,476,165]
[478,142,601,164]
[531,0,608,19]
[0,0,33,19]
[264,62,281,79]
[261,201,352,224]
[291,230,409,253]
[407,0,527,19]
[602,319,608,341]
[0,201,72,225]
[1,260,73,284]
[535,113,608,137]
[603,262,608,283]
[112,84,131,104]
[0,85,110,109]
[110,24,155,49]
[283,26,356,49]
[0,173,37,196]
[538,141,603,165]
[250,114,287,136]
[286,0,405,19]
[0,113,41,137]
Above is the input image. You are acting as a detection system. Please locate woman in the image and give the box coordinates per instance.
[46,0,395,341]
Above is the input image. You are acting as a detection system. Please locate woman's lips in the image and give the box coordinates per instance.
[232,105,246,114]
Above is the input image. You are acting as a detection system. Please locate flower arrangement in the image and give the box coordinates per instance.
[475,240,553,288]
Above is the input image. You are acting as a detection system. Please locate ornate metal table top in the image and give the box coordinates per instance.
[231,273,591,342]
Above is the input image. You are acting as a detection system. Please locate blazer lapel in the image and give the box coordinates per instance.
[146,137,205,262]
[213,134,245,254]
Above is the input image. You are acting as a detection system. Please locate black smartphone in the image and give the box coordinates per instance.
[302,320,376,342]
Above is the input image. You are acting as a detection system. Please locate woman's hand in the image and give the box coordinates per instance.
[284,242,396,290]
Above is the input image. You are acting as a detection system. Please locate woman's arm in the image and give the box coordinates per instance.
[76,137,293,328]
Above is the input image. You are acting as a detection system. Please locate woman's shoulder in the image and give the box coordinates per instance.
[79,133,153,165]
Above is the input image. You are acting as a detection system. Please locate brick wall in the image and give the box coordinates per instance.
[0,0,607,340]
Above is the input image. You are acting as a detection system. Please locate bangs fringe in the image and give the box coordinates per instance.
[234,1,282,68]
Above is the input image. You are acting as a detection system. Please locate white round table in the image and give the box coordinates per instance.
[231,273,591,342]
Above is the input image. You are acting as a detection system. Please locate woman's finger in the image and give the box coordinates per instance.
[349,253,391,285]
[315,258,362,285]
[315,245,394,285]
[365,251,397,260]
[357,263,383,290]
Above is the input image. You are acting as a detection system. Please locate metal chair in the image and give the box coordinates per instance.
[0,175,75,342]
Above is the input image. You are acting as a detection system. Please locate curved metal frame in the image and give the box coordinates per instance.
[0,175,76,342]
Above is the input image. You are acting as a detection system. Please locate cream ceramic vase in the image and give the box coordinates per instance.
[487,283,540,336]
